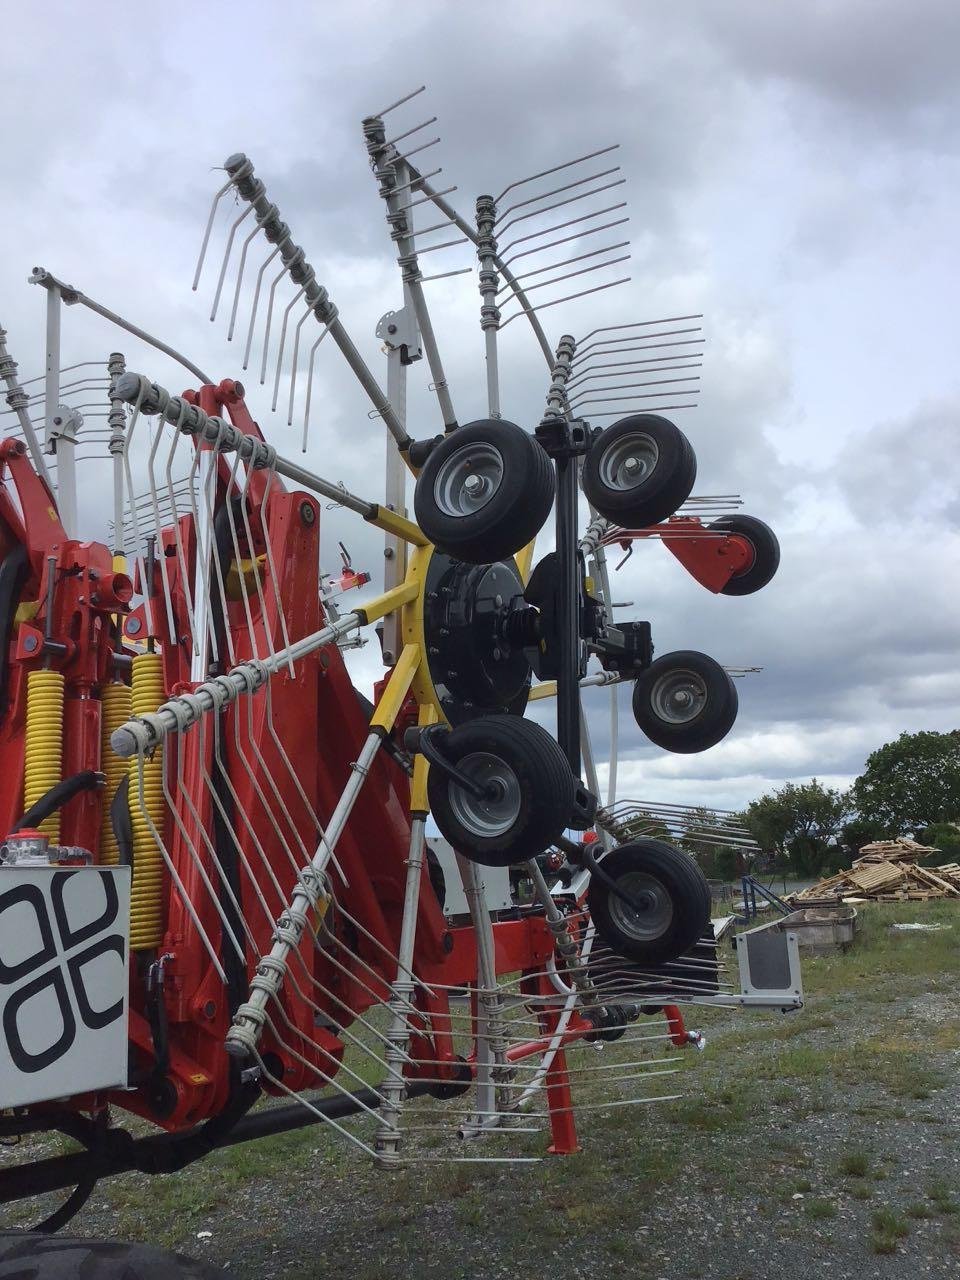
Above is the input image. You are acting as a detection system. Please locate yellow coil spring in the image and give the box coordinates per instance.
[24,670,65,841]
[99,681,132,865]
[128,653,165,951]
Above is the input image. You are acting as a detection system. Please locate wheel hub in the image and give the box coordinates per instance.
[423,554,532,725]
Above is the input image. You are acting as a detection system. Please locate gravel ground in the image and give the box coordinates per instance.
[3,903,958,1278]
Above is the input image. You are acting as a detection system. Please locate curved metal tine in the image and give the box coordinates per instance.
[569,374,700,408]
[193,178,233,291]
[494,166,622,228]
[395,136,441,163]
[119,392,158,640]
[495,178,626,240]
[144,400,185,645]
[243,244,281,371]
[383,115,437,149]
[301,324,332,451]
[575,315,703,355]
[498,276,630,328]
[497,241,631,293]
[573,330,704,366]
[587,402,698,416]
[271,285,307,409]
[162,431,199,656]
[366,83,426,118]
[572,387,700,411]
[259,263,292,386]
[499,202,629,260]
[499,254,631,304]
[575,339,705,366]
[494,144,620,206]
[256,470,294,670]
[567,358,702,389]
[419,266,473,284]
[227,221,264,341]
[210,203,255,322]
[222,451,258,659]
[286,300,315,426]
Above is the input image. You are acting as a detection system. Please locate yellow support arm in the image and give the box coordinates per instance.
[369,644,421,733]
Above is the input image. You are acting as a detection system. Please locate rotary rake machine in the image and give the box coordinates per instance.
[0,87,801,1238]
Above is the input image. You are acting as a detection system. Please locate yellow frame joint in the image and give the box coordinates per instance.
[369,644,421,732]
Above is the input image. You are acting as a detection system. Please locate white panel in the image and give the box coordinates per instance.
[429,838,513,917]
[0,865,130,1108]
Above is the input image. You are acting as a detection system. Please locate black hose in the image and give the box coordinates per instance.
[12,771,104,834]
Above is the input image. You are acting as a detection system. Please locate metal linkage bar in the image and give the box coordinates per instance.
[205,155,409,449]
[0,324,50,482]
[29,268,213,385]
[363,116,460,429]
[112,373,426,543]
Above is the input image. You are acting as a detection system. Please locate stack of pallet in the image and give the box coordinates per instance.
[793,838,960,904]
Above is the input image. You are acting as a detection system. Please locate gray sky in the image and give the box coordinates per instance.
[1,1,957,812]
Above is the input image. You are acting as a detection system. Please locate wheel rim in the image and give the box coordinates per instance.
[598,432,659,492]
[649,668,708,724]
[447,752,522,839]
[607,871,674,942]
[433,442,505,517]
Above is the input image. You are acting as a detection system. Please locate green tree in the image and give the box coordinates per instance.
[917,821,960,863]
[852,730,960,835]
[741,780,852,877]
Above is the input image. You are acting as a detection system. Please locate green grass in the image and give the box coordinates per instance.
[4,899,958,1275]
[871,1206,910,1254]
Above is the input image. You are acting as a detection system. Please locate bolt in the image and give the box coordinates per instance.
[299,501,316,526]
[127,617,142,635]
[23,634,39,653]
[53,416,62,426]
[463,474,485,497]
[387,323,398,334]
[624,456,641,475]
[494,594,503,608]
[492,647,502,661]
[384,547,394,559]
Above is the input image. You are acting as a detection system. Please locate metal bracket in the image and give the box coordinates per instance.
[376,306,422,363]
[48,404,82,446]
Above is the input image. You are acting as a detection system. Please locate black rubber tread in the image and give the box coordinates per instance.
[414,420,555,564]
[632,649,738,754]
[427,714,575,867]
[581,413,696,527]
[0,1233,222,1279]
[587,839,711,965]
[708,514,781,596]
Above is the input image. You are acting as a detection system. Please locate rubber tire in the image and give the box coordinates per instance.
[581,413,696,527]
[587,839,711,966]
[708,515,780,596]
[414,420,555,564]
[0,1233,222,1279]
[427,714,575,867]
[632,650,738,754]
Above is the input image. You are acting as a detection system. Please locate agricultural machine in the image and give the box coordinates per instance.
[0,87,801,1257]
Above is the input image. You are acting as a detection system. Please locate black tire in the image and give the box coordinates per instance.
[414,420,555,564]
[0,1233,221,1279]
[427,714,575,867]
[632,650,737,754]
[587,839,711,965]
[582,413,696,527]
[708,515,780,596]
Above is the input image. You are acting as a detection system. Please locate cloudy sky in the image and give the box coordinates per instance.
[1,1,957,813]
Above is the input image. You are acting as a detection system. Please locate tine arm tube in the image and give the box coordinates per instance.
[110,614,361,757]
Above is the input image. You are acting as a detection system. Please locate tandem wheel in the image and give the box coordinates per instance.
[581,413,696,527]
[632,649,738,754]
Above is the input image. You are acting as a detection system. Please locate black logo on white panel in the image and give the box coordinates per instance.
[0,871,125,1073]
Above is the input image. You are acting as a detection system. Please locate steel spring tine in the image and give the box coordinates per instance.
[243,244,281,371]
[301,325,332,452]
[193,177,233,290]
[271,285,307,409]
[494,165,622,226]
[210,203,255,321]
[286,301,314,426]
[259,261,289,386]
[227,221,263,342]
